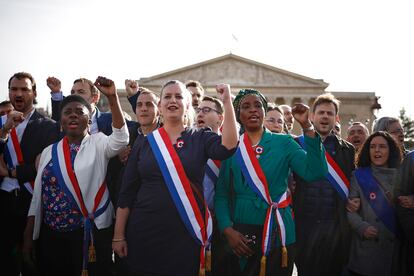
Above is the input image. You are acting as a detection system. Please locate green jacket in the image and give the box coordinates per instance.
[215,129,328,245]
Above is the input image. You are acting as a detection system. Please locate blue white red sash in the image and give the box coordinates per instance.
[236,133,290,268]
[355,168,397,236]
[297,135,349,200]
[147,127,212,273]
[1,115,34,193]
[205,159,221,183]
[51,137,110,273]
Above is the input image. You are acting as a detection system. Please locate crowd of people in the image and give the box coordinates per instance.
[0,72,413,276]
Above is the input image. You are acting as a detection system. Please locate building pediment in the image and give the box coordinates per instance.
[138,53,329,89]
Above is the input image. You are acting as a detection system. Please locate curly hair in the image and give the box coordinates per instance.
[356,131,402,168]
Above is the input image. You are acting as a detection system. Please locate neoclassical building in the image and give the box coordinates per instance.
[111,54,380,136]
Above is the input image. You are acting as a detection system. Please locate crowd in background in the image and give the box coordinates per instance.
[0,72,413,276]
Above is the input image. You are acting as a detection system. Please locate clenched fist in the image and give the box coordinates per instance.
[95,76,117,97]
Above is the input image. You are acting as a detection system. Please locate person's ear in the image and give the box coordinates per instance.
[218,114,224,126]
[92,92,100,104]
[335,115,340,123]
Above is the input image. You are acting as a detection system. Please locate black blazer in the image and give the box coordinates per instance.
[1,110,60,187]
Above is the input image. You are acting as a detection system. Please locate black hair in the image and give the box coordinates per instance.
[356,131,402,168]
[8,72,38,105]
[60,95,93,116]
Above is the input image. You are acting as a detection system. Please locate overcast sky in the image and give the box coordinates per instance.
[1,0,413,119]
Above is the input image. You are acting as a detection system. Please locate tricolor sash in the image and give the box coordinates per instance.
[147,127,212,275]
[236,133,291,271]
[297,135,349,200]
[355,168,397,236]
[0,115,34,193]
[205,159,221,183]
[51,137,110,275]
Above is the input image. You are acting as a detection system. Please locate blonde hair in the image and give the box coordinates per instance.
[160,80,195,126]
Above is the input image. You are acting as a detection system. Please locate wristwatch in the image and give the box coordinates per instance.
[302,124,315,132]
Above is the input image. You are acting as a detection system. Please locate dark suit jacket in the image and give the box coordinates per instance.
[1,110,60,185]
[0,110,60,214]
[52,98,138,135]
[293,134,355,275]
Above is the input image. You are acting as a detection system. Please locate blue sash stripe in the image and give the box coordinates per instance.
[355,168,397,235]
[236,148,268,203]
[326,173,348,200]
[205,165,218,183]
[265,211,275,255]
[297,135,306,149]
[51,142,110,220]
[1,119,18,169]
[51,143,82,214]
[4,148,14,169]
[147,133,201,245]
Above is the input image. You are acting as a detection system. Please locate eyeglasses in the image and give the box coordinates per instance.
[195,106,221,114]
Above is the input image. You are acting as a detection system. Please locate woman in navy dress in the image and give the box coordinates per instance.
[113,80,238,275]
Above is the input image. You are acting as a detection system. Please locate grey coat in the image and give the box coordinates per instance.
[347,166,398,276]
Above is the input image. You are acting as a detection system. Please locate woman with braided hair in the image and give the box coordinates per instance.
[214,88,328,276]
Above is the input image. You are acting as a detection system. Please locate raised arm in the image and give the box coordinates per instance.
[216,84,238,149]
[95,76,125,129]
[125,79,140,114]
[47,76,63,121]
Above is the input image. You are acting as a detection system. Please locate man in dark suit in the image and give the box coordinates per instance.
[0,72,60,276]
[47,76,120,135]
[293,93,355,276]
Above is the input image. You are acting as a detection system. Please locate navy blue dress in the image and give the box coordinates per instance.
[118,128,235,275]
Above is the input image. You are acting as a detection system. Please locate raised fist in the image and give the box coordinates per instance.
[292,103,311,128]
[95,76,116,97]
[125,79,139,97]
[216,83,231,104]
[46,77,61,93]
[4,111,25,130]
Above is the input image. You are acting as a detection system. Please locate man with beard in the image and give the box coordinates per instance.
[0,72,59,275]
[293,93,355,276]
[346,122,369,152]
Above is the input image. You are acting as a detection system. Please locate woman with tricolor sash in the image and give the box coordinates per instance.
[23,77,129,276]
[347,131,402,276]
[214,89,328,276]
[113,80,238,276]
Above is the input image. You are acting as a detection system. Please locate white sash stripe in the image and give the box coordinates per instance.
[206,159,219,176]
[56,140,83,212]
[276,210,286,245]
[239,137,270,204]
[1,115,33,193]
[327,164,349,197]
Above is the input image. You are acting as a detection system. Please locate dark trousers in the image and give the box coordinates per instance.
[38,223,114,276]
[0,189,33,276]
[212,243,296,276]
[233,243,296,276]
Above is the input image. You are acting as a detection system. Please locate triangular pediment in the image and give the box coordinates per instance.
[138,54,329,89]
